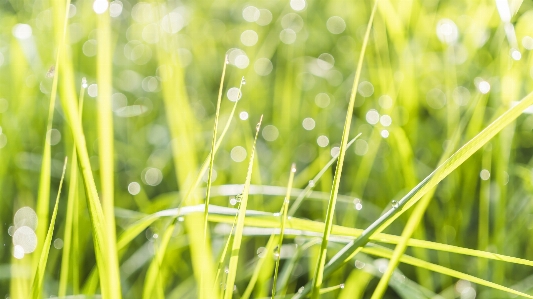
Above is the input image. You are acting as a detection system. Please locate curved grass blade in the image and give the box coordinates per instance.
[206,210,533,268]
[31,157,67,299]
[309,0,379,297]
[272,164,296,298]
[119,203,533,270]
[58,79,86,297]
[293,89,533,298]
[362,244,533,299]
[223,115,263,299]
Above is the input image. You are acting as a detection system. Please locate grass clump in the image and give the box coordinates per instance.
[4,0,533,298]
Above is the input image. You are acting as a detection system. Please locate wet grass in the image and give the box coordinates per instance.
[3,0,533,298]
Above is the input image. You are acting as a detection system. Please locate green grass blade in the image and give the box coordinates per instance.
[117,200,533,271]
[96,6,122,298]
[203,56,229,247]
[58,79,86,297]
[206,210,533,268]
[31,157,67,299]
[309,0,379,297]
[272,164,296,298]
[142,219,176,299]
[214,210,238,290]
[294,90,533,298]
[362,244,533,299]
[223,115,263,299]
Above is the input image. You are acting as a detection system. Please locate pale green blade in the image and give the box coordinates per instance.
[31,158,67,299]
[96,5,122,298]
[223,116,263,299]
[58,79,86,297]
[272,164,296,298]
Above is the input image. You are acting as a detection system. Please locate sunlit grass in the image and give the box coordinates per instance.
[3,0,533,298]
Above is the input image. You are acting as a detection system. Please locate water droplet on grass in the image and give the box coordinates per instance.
[46,66,55,78]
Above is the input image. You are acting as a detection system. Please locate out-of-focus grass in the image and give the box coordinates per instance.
[3,0,533,298]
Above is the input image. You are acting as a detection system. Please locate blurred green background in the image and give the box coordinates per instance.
[2,0,533,298]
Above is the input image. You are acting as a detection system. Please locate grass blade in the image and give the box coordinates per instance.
[272,164,296,298]
[117,198,533,271]
[58,79,86,297]
[309,0,379,297]
[223,115,263,299]
[31,157,67,298]
[203,56,229,246]
[214,209,239,289]
[96,5,122,298]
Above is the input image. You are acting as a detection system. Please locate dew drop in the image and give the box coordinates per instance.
[241,76,246,85]
[355,260,365,269]
[308,180,315,187]
[391,200,399,208]
[257,247,266,258]
[235,193,243,202]
[353,198,363,210]
[340,283,345,289]
[46,66,55,78]
[81,77,88,88]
